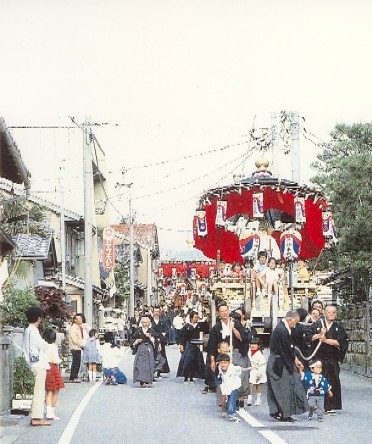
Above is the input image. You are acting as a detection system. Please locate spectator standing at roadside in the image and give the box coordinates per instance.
[43,328,64,421]
[69,314,84,382]
[83,328,102,383]
[23,306,51,427]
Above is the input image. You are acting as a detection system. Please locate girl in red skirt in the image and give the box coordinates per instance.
[43,328,64,420]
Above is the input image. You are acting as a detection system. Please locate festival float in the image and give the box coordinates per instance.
[192,158,337,338]
[156,261,216,312]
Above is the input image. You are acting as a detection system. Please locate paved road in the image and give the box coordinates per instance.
[1,345,371,444]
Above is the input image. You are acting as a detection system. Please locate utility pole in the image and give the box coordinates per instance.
[59,167,66,295]
[290,111,300,183]
[116,176,135,317]
[271,112,279,177]
[129,189,135,317]
[147,248,152,307]
[83,121,93,326]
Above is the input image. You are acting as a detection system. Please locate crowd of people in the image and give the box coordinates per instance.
[23,295,348,426]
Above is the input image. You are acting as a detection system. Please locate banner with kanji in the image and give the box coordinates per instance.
[215,200,227,227]
[196,211,208,237]
[294,197,306,223]
[102,227,115,272]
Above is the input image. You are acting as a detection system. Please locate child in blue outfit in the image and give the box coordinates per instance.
[301,360,333,422]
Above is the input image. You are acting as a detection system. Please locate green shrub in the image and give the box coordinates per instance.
[13,356,35,397]
[0,281,38,327]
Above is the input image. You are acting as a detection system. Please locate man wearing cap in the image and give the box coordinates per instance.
[266,310,309,422]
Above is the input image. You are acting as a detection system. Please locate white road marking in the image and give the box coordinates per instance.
[238,409,263,427]
[58,380,102,444]
[58,348,130,444]
[238,410,289,444]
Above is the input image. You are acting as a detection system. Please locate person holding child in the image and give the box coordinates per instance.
[43,328,64,421]
[247,338,266,406]
[300,360,333,422]
[83,329,102,383]
[215,354,242,422]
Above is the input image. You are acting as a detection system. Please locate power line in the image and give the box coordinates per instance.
[131,149,254,200]
[119,139,250,171]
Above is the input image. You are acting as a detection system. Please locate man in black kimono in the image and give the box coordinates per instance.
[129,309,141,340]
[266,310,308,422]
[132,317,160,387]
[176,311,205,382]
[151,306,170,377]
[309,305,348,413]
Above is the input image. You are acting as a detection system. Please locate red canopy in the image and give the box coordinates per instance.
[193,187,328,263]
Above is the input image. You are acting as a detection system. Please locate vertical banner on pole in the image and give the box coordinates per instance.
[102,227,115,272]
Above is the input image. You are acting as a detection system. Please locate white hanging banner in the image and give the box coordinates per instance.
[215,200,227,227]
[294,197,306,223]
[280,229,302,260]
[196,211,208,237]
[252,192,264,218]
[322,212,338,242]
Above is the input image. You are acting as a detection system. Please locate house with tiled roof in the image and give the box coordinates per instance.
[0,117,31,193]
[0,118,31,299]
[0,117,105,315]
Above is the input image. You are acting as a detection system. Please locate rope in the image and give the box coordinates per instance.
[295,318,325,361]
[295,340,321,362]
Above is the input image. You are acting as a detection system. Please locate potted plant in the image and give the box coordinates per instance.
[11,356,34,412]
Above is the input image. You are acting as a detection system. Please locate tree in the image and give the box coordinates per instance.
[0,281,38,327]
[35,287,71,326]
[0,200,49,237]
[311,123,372,301]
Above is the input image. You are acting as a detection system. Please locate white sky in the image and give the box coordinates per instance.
[1,0,371,254]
